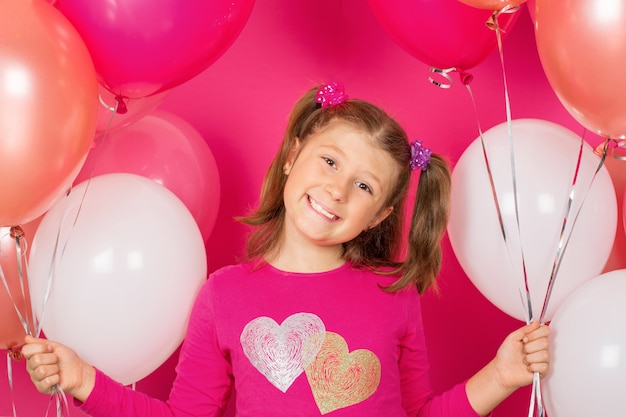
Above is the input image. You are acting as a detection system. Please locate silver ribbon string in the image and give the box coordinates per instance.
[35,94,121,417]
[539,135,609,324]
[488,7,544,417]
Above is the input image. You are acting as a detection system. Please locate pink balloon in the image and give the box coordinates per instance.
[55,0,255,98]
[543,270,626,417]
[448,119,617,322]
[75,110,220,242]
[96,84,169,134]
[366,0,520,73]
[29,174,207,385]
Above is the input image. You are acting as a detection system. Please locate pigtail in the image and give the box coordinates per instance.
[387,153,451,294]
[238,87,320,259]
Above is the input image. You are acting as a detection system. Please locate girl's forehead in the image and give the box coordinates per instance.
[312,119,374,144]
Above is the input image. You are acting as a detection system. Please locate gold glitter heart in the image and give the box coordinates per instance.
[305,332,381,414]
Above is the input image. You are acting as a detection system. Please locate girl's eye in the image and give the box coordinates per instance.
[356,182,372,194]
[322,157,336,168]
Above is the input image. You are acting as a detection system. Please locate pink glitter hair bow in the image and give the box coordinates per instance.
[316,82,348,108]
[410,140,431,171]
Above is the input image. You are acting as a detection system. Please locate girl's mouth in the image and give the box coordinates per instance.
[308,196,338,221]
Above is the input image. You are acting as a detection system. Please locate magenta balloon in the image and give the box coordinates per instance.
[55,0,255,98]
[74,110,220,241]
[366,0,520,72]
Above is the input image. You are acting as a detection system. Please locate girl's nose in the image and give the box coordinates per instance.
[325,176,349,201]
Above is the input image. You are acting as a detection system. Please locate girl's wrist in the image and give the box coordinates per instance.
[71,363,96,403]
[466,360,516,417]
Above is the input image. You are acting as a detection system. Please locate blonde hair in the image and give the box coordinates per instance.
[239,85,451,294]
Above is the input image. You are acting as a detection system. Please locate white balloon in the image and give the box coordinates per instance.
[448,119,617,321]
[543,270,626,417]
[29,173,207,385]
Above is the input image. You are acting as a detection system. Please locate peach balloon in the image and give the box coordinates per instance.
[535,0,626,139]
[458,0,526,11]
[0,0,98,226]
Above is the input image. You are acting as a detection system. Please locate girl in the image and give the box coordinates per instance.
[23,82,550,417]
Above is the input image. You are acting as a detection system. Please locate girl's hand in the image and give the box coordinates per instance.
[21,335,96,402]
[466,322,550,416]
[494,321,551,390]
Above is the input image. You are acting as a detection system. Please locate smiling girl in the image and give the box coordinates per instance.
[23,82,549,417]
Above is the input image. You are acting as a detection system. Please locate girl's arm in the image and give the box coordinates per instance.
[465,322,550,417]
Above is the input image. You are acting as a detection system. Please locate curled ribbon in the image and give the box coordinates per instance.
[485,4,520,31]
[428,67,474,89]
[98,92,128,114]
[594,138,626,161]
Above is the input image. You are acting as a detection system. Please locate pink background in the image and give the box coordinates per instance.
[2,2,625,416]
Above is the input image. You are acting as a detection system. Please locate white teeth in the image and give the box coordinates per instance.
[309,196,337,220]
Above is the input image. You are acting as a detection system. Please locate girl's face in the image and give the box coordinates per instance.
[282,119,398,250]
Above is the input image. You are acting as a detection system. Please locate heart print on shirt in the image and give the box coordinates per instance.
[240,312,381,414]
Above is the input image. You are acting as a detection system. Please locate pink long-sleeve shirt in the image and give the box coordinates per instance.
[79,262,481,417]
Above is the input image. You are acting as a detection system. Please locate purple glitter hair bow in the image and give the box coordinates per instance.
[410,140,431,171]
[316,82,348,108]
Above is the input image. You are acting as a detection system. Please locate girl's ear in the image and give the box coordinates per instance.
[283,137,301,175]
[368,206,394,230]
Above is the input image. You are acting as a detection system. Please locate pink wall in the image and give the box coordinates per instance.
[2,1,624,416]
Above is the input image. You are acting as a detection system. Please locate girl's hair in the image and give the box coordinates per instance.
[238,85,451,294]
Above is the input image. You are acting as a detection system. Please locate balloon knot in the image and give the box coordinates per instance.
[8,347,23,361]
[458,70,474,85]
[9,226,24,239]
[115,95,128,114]
[486,5,519,32]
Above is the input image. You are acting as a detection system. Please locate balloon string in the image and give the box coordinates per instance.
[539,134,609,323]
[0,230,35,337]
[488,9,544,417]
[44,384,70,417]
[34,92,120,417]
[428,67,454,89]
[463,83,530,321]
[53,95,119,269]
[490,7,533,324]
[7,351,18,417]
[457,7,533,324]
[12,227,36,336]
[35,214,71,417]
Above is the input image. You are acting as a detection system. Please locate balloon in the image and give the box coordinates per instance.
[543,269,626,417]
[366,0,520,73]
[448,119,617,322]
[0,0,98,226]
[535,0,626,138]
[95,84,169,134]
[458,0,526,11]
[54,0,255,99]
[74,110,221,241]
[0,228,34,353]
[29,174,207,385]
